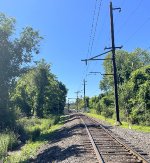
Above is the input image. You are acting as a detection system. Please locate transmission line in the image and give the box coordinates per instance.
[78,0,103,95]
[87,0,98,59]
[89,0,102,57]
[116,0,143,36]
[123,17,150,46]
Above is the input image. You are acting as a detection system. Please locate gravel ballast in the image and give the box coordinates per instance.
[31,114,97,163]
[30,114,150,162]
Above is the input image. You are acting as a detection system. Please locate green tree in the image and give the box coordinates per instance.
[12,60,68,117]
[100,48,150,91]
[0,13,42,110]
[120,65,150,125]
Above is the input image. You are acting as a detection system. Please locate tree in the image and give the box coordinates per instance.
[100,48,150,91]
[57,81,68,114]
[0,13,42,110]
[98,48,150,125]
[119,65,150,125]
[11,60,68,117]
[33,60,50,117]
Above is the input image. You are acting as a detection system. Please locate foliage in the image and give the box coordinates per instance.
[100,48,150,91]
[86,113,150,132]
[4,116,66,163]
[120,65,150,125]
[0,12,43,135]
[11,60,67,117]
[0,132,18,160]
[88,48,150,126]
[0,13,42,110]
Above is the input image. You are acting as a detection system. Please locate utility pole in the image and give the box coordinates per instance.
[83,79,87,112]
[67,98,70,113]
[68,98,76,113]
[109,1,121,125]
[75,91,80,112]
[81,1,122,125]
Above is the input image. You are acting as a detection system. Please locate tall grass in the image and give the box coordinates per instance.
[0,115,63,162]
[4,115,64,162]
[0,132,18,160]
[86,112,150,132]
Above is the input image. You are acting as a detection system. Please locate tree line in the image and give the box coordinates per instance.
[77,48,150,126]
[0,13,67,131]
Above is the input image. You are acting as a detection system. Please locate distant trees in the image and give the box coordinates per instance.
[11,60,67,117]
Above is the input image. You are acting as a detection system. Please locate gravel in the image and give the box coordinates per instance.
[110,126,150,160]
[30,114,97,163]
[30,114,150,162]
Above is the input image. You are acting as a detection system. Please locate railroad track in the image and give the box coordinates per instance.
[80,114,150,163]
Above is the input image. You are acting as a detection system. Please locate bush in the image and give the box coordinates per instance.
[0,109,16,131]
[101,108,114,118]
[29,128,41,141]
[53,116,60,125]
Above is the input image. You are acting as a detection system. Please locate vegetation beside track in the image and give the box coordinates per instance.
[74,49,150,127]
[0,13,68,163]
[85,112,150,133]
[2,115,68,163]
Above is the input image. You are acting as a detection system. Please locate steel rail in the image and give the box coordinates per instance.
[80,116,104,163]
[85,114,149,163]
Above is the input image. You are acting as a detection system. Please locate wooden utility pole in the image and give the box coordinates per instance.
[83,79,87,112]
[75,91,80,112]
[67,98,70,112]
[110,1,121,125]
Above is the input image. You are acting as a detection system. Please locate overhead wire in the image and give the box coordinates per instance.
[87,0,98,59]
[77,0,103,92]
[123,17,150,46]
[115,0,143,36]
[89,0,102,57]
[78,0,150,96]
[86,0,103,77]
[85,0,103,77]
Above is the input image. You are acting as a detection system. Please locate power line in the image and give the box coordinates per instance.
[78,0,103,95]
[123,17,150,46]
[85,0,101,80]
[116,0,143,36]
[78,0,98,92]
[89,0,103,57]
[87,0,98,59]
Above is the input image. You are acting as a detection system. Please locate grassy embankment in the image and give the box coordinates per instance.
[0,115,68,163]
[85,111,150,133]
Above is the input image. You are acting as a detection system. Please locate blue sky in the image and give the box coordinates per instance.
[0,0,150,101]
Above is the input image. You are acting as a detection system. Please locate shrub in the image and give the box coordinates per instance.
[101,108,114,118]
[0,109,16,131]
[30,128,41,141]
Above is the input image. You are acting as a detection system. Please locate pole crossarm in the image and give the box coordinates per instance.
[81,50,112,64]
[89,72,113,76]
[101,73,114,75]
[89,72,101,74]
[104,46,123,50]
[90,58,112,61]
[113,7,121,12]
